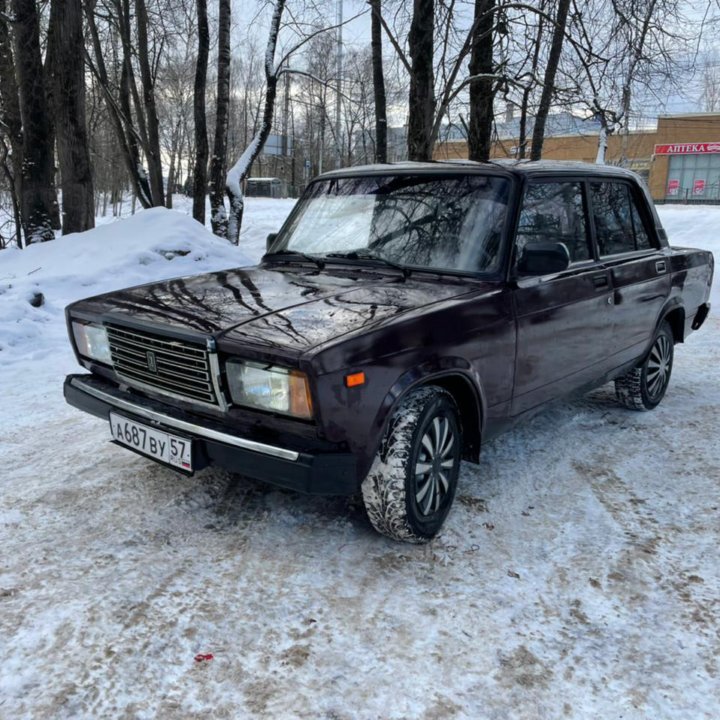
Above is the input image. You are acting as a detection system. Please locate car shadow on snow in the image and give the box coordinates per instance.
[156,463,371,536]
[138,381,642,542]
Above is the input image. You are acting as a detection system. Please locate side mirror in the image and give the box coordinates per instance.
[517,242,571,276]
[266,233,278,252]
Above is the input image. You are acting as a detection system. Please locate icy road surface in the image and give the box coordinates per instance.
[0,199,718,719]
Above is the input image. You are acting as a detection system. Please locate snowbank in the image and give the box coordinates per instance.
[0,207,252,366]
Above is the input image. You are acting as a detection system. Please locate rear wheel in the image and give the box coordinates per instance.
[361,386,462,543]
[615,321,674,411]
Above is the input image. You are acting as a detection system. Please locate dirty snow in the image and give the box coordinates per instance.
[0,199,718,719]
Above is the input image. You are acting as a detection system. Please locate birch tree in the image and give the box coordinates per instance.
[226,0,286,243]
[225,1,366,244]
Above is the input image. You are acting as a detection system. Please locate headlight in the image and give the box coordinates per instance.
[71,321,113,365]
[226,360,313,419]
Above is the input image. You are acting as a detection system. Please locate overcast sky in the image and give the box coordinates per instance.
[229,0,717,124]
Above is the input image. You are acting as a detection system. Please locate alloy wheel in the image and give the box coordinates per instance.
[646,333,672,400]
[414,416,457,516]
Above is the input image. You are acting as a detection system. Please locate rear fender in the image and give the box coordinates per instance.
[656,298,685,344]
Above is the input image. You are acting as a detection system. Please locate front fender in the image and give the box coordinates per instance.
[359,357,486,477]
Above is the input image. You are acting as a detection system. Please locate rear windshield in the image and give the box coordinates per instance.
[274,174,511,274]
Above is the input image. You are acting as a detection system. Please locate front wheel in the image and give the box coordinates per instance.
[615,321,674,411]
[361,386,462,543]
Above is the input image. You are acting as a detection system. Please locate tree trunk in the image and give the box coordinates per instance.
[209,0,231,238]
[135,0,164,205]
[407,0,435,161]
[517,1,544,159]
[48,0,95,234]
[193,0,210,224]
[226,0,286,244]
[11,0,60,243]
[530,0,571,161]
[166,116,182,209]
[0,0,23,245]
[369,0,387,163]
[596,120,608,164]
[467,0,495,162]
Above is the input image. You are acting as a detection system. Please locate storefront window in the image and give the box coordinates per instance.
[666,154,720,200]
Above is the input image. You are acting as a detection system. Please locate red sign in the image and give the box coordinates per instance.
[654,142,720,155]
[667,179,680,195]
[693,179,706,195]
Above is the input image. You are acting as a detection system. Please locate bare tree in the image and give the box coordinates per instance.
[135,0,164,204]
[530,0,571,160]
[85,0,166,208]
[701,63,720,112]
[209,0,231,238]
[12,0,60,244]
[468,0,496,161]
[407,0,435,160]
[514,0,546,159]
[563,0,687,164]
[226,0,286,243]
[48,0,95,233]
[369,0,387,163]
[192,0,209,222]
[0,0,23,246]
[225,2,366,243]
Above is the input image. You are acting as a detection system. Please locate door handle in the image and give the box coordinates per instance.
[656,260,666,274]
[592,274,609,289]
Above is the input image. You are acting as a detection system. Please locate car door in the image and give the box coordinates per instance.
[588,180,671,367]
[511,179,615,415]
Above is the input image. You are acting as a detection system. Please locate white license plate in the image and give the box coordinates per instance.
[109,413,193,472]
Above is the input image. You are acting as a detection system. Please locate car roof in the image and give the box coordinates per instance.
[317,159,642,182]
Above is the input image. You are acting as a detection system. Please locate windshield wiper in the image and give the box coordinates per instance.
[266,250,325,270]
[325,249,411,278]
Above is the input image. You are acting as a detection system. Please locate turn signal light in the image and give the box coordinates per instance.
[345,371,366,388]
[289,370,314,419]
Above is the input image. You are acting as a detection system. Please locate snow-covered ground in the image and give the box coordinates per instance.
[0,199,718,719]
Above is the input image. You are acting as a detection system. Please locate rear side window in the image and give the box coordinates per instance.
[591,182,652,255]
[516,182,590,263]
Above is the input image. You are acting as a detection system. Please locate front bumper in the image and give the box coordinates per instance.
[64,374,358,495]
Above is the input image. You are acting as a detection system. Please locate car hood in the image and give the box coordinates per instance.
[71,264,479,354]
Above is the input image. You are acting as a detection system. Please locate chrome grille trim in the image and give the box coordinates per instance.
[106,325,223,409]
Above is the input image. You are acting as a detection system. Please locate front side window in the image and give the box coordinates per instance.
[516,182,590,263]
[274,174,512,274]
[591,182,652,255]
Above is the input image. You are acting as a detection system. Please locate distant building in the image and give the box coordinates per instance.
[435,112,720,202]
[245,177,288,199]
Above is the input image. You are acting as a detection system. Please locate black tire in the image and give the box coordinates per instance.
[615,321,674,411]
[361,386,462,543]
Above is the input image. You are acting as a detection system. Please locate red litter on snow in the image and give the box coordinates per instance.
[194,653,214,663]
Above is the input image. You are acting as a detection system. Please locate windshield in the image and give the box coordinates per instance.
[272,174,511,274]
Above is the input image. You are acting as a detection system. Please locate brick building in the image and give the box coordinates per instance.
[435,112,720,202]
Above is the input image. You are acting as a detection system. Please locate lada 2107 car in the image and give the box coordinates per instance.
[64,161,714,542]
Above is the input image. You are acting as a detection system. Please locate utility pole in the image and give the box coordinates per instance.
[335,0,343,169]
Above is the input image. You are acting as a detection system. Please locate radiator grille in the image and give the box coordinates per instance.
[107,325,219,406]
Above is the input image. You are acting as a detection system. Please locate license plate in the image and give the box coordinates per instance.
[109,412,193,472]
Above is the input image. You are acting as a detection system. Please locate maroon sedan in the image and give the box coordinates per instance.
[64,162,713,542]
